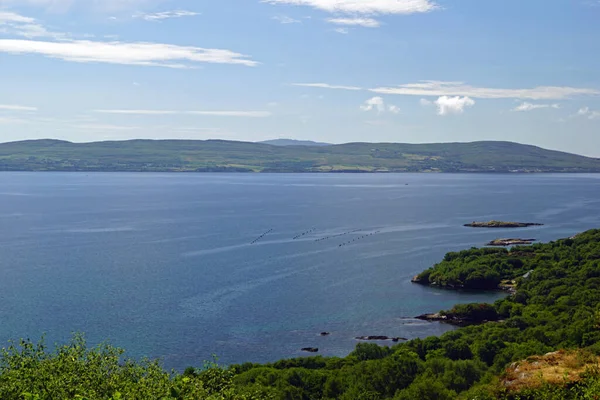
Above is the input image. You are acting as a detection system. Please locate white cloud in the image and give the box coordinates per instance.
[512,102,560,112]
[327,18,380,28]
[134,10,199,21]
[295,80,600,100]
[388,105,401,114]
[0,39,258,68]
[575,107,600,120]
[434,96,475,116]
[262,0,438,15]
[371,80,600,100]
[578,107,590,116]
[292,83,362,90]
[360,97,400,114]
[0,104,38,111]
[419,98,432,106]
[93,110,272,117]
[0,11,66,39]
[334,27,349,34]
[0,12,35,24]
[272,15,301,24]
[360,97,385,113]
[0,0,169,13]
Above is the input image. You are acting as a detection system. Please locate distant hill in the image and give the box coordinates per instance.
[0,139,599,173]
[259,139,332,147]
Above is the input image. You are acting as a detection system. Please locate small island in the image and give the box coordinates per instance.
[464,220,543,228]
[486,238,536,246]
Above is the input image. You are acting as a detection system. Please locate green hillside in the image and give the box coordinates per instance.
[0,139,599,172]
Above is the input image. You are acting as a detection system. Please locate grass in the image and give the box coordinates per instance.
[501,350,600,392]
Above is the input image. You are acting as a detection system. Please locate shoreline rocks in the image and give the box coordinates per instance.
[487,238,536,246]
[355,336,408,342]
[464,221,543,228]
[415,313,447,322]
[414,313,471,326]
[301,347,319,353]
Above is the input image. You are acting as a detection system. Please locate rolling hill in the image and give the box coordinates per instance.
[0,139,598,173]
[258,139,332,147]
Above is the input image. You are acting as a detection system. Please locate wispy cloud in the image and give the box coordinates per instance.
[93,110,272,117]
[295,80,600,100]
[272,15,301,24]
[0,104,38,111]
[371,81,599,100]
[134,10,199,21]
[0,39,258,68]
[262,0,438,15]
[333,27,349,34]
[421,96,475,116]
[575,107,600,120]
[0,0,170,13]
[327,18,380,28]
[512,102,560,112]
[292,83,362,91]
[0,11,66,39]
[0,11,256,68]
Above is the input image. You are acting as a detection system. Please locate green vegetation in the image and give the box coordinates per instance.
[412,246,533,290]
[3,230,600,399]
[0,335,276,399]
[1,139,599,172]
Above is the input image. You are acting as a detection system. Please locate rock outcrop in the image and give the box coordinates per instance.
[464,221,543,228]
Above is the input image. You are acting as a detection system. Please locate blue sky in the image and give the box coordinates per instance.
[1,0,599,156]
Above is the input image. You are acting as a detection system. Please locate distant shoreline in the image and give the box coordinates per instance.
[1,139,599,173]
[1,170,599,174]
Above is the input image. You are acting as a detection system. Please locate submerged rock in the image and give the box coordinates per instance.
[301,347,319,353]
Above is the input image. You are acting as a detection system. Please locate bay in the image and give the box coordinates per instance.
[0,172,599,370]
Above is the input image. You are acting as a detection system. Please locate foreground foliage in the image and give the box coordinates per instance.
[2,229,600,399]
[0,335,276,400]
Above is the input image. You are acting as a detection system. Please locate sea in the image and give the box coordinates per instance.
[0,172,599,370]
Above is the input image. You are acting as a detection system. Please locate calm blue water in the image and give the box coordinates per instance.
[0,173,599,370]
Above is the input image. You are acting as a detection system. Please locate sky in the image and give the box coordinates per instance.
[0,0,599,156]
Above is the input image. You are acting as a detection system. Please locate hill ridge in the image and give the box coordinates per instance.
[0,139,598,173]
